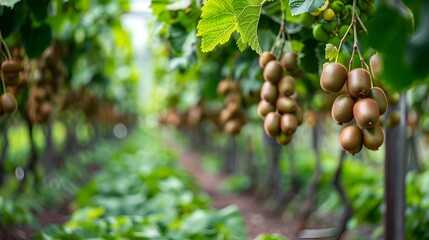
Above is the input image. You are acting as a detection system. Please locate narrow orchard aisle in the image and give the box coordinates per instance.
[179,148,297,239]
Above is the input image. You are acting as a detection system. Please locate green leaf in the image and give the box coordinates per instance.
[289,0,325,16]
[367,4,415,91]
[196,0,237,52]
[236,36,246,51]
[324,43,338,61]
[21,22,52,59]
[232,0,265,54]
[0,0,21,8]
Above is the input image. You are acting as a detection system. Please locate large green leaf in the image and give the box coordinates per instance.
[21,22,52,59]
[289,0,325,16]
[367,5,416,91]
[0,0,20,8]
[196,0,237,52]
[232,0,265,54]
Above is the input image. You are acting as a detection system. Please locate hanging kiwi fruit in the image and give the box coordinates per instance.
[318,2,389,155]
[258,50,303,146]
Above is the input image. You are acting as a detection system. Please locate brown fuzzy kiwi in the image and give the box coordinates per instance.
[353,98,380,128]
[260,81,279,104]
[280,113,298,135]
[276,132,293,145]
[263,61,284,84]
[320,63,348,93]
[362,124,384,150]
[340,125,363,155]
[259,52,277,68]
[225,93,241,105]
[387,92,400,105]
[331,94,356,125]
[295,105,304,126]
[278,76,296,96]
[280,52,298,72]
[219,107,236,124]
[224,119,243,135]
[0,93,18,114]
[264,112,281,137]
[1,60,21,86]
[386,110,401,128]
[370,53,383,80]
[217,80,234,96]
[367,87,388,115]
[347,68,372,98]
[276,96,297,114]
[257,100,275,117]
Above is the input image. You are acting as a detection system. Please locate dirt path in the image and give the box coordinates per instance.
[179,148,298,239]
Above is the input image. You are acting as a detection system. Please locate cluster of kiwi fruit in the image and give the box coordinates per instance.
[0,58,21,116]
[258,51,303,145]
[320,53,388,155]
[217,79,247,135]
[299,0,374,45]
[28,44,67,124]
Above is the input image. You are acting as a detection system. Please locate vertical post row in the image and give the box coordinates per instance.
[384,92,407,240]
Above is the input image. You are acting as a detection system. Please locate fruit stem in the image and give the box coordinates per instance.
[270,10,288,58]
[348,0,358,71]
[1,75,7,94]
[348,0,369,72]
[355,14,368,33]
[335,22,353,63]
[279,11,286,59]
[0,31,12,60]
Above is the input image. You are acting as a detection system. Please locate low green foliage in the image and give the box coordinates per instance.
[255,233,288,240]
[36,128,247,240]
[0,196,38,227]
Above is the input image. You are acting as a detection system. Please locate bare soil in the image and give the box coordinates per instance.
[179,148,298,239]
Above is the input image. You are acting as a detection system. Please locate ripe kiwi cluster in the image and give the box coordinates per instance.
[28,44,66,124]
[258,51,303,145]
[0,59,22,116]
[320,57,388,155]
[217,79,246,135]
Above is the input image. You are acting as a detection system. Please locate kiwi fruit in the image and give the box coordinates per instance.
[353,98,380,128]
[280,52,298,72]
[225,93,241,105]
[224,119,243,135]
[276,96,297,114]
[1,60,21,86]
[320,63,348,93]
[331,94,355,125]
[340,125,363,155]
[257,100,275,117]
[264,112,281,137]
[259,52,277,68]
[0,93,18,114]
[219,107,235,124]
[280,113,298,135]
[370,53,383,80]
[39,102,53,116]
[263,61,284,84]
[217,80,234,96]
[387,92,400,105]
[260,81,279,103]
[362,124,384,150]
[387,110,401,128]
[367,87,388,115]
[278,76,296,96]
[347,68,372,98]
[276,132,293,145]
[295,105,304,126]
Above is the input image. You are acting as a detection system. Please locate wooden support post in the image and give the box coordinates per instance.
[384,92,407,240]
